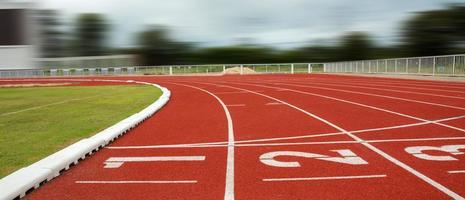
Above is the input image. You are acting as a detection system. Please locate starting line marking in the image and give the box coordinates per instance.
[226,104,245,107]
[104,156,206,168]
[263,174,387,182]
[265,102,283,105]
[75,180,197,184]
[448,170,465,174]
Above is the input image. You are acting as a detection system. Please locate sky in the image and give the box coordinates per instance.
[37,0,465,49]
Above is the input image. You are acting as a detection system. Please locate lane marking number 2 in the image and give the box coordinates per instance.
[259,150,368,167]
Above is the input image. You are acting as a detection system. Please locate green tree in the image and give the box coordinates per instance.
[338,32,374,61]
[74,13,108,56]
[36,10,64,57]
[137,26,191,65]
[402,5,465,56]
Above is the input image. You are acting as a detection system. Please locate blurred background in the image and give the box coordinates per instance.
[0,0,464,69]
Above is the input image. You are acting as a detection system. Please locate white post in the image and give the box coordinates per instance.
[452,55,456,76]
[169,66,173,75]
[291,64,294,74]
[385,60,387,73]
[418,58,422,74]
[362,61,365,73]
[368,61,371,73]
[223,65,226,74]
[308,64,312,73]
[406,59,409,74]
[376,60,379,73]
[395,60,398,73]
[240,65,244,75]
[433,57,436,76]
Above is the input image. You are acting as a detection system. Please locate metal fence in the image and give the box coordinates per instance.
[2,54,464,78]
[324,54,465,76]
[0,63,324,78]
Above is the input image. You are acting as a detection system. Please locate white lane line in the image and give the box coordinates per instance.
[171,82,235,200]
[233,136,465,148]
[106,156,205,162]
[215,91,263,94]
[275,82,465,111]
[104,156,206,168]
[235,81,465,134]
[106,132,344,149]
[304,80,465,97]
[108,136,465,149]
[75,180,197,184]
[263,174,387,182]
[323,79,465,90]
[322,81,465,100]
[201,82,465,200]
[226,104,245,107]
[106,115,465,149]
[369,136,465,143]
[312,80,465,94]
[265,102,283,105]
[0,94,103,117]
[448,170,465,174]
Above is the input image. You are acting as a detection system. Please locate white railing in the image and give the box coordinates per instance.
[324,54,465,76]
[0,63,324,78]
[1,54,464,78]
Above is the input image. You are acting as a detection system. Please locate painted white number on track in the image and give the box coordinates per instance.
[260,150,368,168]
[405,144,465,161]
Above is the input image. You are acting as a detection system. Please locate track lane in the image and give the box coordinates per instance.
[246,80,465,120]
[180,81,455,200]
[278,80,465,108]
[203,79,465,199]
[14,74,465,200]
[26,81,230,200]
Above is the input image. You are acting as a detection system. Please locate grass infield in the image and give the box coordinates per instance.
[0,84,162,178]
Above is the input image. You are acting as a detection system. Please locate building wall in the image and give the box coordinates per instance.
[0,1,37,69]
[0,46,34,69]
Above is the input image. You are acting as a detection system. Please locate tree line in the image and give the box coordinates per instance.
[39,4,465,65]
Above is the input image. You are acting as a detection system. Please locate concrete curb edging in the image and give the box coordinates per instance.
[0,80,170,200]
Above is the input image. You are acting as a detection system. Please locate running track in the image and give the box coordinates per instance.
[13,74,465,199]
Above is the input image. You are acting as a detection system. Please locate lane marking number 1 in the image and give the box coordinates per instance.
[104,156,206,168]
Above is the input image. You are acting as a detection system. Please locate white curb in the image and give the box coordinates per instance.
[0,80,170,200]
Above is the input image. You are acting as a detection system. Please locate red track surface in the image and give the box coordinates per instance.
[6,74,464,199]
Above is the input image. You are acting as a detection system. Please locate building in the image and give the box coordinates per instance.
[0,1,37,69]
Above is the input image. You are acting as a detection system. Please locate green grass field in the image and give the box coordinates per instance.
[0,84,162,178]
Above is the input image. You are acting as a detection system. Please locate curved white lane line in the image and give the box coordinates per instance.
[270,77,465,93]
[273,82,465,111]
[197,81,465,200]
[307,79,465,94]
[229,81,465,134]
[110,136,465,149]
[169,82,235,200]
[287,80,465,100]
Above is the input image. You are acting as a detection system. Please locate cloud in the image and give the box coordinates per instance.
[38,0,463,48]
